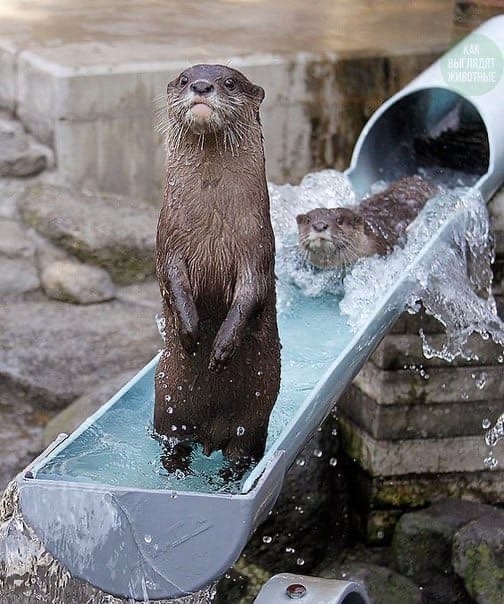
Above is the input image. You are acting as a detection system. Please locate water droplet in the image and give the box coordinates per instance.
[331,428,338,436]
[377,530,384,539]
[174,469,185,479]
[177,385,183,391]
[167,406,173,414]
[144,534,152,543]
[475,372,487,390]
[295,458,305,467]
[158,372,165,379]
[329,457,337,466]
[257,371,263,376]
[484,454,498,469]
[181,424,187,431]
[482,418,491,429]
[171,425,177,431]
[236,426,245,436]
[313,449,323,458]
[285,546,296,553]
[296,558,305,566]
[262,535,272,544]
[170,491,178,499]
[164,394,172,402]
[255,391,261,397]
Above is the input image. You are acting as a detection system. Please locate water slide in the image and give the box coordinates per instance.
[13,17,504,602]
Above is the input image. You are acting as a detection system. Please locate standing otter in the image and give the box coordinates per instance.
[155,64,280,464]
[297,175,438,270]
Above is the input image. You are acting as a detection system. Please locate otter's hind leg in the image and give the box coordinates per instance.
[160,440,194,476]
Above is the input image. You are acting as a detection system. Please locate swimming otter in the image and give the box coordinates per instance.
[297,175,438,270]
[154,64,280,464]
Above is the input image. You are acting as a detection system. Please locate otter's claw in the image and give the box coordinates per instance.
[208,338,236,372]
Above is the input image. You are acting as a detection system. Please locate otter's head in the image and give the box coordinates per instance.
[296,207,369,270]
[165,64,265,149]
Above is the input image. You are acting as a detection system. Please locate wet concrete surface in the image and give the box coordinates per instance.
[0,0,455,67]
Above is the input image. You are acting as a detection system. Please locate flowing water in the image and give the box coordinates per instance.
[1,169,503,602]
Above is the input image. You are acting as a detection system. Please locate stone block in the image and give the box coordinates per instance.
[337,385,502,440]
[453,509,504,604]
[338,416,502,476]
[371,333,504,370]
[16,51,59,145]
[54,115,164,204]
[354,361,504,405]
[347,464,504,510]
[389,307,446,335]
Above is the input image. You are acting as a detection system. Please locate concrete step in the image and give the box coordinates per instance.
[0,0,455,201]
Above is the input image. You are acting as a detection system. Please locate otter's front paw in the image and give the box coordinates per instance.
[208,335,236,372]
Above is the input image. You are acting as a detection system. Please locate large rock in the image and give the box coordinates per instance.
[453,509,504,604]
[0,117,53,177]
[0,257,40,300]
[0,178,27,220]
[0,219,36,258]
[40,260,116,304]
[19,184,158,284]
[0,219,39,300]
[392,499,492,603]
[43,370,135,447]
[319,561,423,604]
[0,300,161,409]
[392,499,493,581]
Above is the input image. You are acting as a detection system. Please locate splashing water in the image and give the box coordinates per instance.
[339,185,504,359]
[2,168,504,601]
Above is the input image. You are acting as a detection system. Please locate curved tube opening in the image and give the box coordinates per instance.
[348,87,490,197]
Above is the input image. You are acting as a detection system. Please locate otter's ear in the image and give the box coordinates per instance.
[253,85,265,104]
[296,214,310,225]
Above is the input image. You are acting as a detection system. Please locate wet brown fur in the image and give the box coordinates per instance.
[297,175,438,270]
[154,65,280,461]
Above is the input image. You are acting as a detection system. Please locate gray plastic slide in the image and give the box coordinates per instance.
[15,16,504,601]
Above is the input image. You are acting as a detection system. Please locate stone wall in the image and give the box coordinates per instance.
[0,46,443,200]
[336,187,504,544]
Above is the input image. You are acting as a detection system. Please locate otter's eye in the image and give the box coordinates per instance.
[224,78,236,90]
[335,215,344,226]
[179,75,189,87]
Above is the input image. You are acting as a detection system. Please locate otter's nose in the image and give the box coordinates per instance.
[312,221,329,233]
[190,80,215,95]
